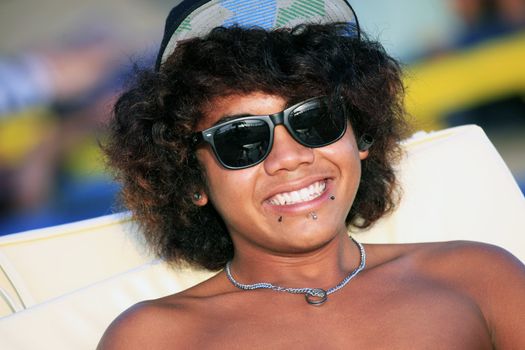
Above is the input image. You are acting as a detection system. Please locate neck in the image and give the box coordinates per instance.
[227,231,362,290]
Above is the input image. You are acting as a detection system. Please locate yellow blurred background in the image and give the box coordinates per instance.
[0,0,523,235]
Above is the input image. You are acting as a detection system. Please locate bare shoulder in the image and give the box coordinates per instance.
[394,240,525,347]
[411,240,525,284]
[97,296,189,350]
[381,240,525,291]
[97,275,225,350]
[368,240,525,281]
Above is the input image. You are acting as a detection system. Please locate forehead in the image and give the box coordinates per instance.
[197,92,288,130]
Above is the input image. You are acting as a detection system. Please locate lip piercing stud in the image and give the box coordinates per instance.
[278,216,283,222]
[329,195,336,200]
[310,212,318,220]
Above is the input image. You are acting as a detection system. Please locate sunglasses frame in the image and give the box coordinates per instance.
[191,96,347,170]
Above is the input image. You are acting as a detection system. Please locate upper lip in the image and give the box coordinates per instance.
[263,175,332,202]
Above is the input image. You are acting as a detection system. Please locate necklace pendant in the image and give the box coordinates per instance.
[305,288,328,305]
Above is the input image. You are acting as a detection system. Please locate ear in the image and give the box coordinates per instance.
[192,192,209,206]
[357,134,373,160]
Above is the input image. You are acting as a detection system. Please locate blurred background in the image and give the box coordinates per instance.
[0,0,523,235]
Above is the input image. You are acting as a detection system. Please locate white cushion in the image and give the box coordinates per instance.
[0,261,213,350]
[359,125,525,263]
[0,213,152,316]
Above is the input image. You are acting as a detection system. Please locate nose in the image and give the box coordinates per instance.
[263,125,314,174]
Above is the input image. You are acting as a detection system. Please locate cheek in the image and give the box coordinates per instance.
[196,148,226,197]
[324,129,361,166]
[196,147,222,173]
[196,148,256,213]
[322,132,363,194]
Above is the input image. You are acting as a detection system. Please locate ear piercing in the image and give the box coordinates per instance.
[193,192,202,201]
[357,134,374,151]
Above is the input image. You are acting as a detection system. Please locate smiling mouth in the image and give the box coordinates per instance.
[267,180,327,206]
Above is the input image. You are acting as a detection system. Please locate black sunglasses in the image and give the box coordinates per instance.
[191,96,347,170]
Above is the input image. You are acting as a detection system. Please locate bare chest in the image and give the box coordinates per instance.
[184,284,492,350]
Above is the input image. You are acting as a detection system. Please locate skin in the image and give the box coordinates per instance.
[98,92,525,350]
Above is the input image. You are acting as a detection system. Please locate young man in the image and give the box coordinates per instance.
[98,1,525,348]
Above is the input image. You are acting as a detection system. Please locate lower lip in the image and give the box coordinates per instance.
[263,180,334,215]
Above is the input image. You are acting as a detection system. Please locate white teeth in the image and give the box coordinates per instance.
[300,188,309,199]
[268,181,327,206]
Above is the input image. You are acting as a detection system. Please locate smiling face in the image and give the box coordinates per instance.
[195,92,368,257]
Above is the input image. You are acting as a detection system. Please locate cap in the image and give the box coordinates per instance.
[155,0,360,71]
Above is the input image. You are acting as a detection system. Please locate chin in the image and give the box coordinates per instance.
[273,222,343,253]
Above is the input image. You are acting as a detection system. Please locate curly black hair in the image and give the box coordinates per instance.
[104,23,410,271]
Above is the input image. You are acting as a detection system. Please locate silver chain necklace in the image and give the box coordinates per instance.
[225,237,366,306]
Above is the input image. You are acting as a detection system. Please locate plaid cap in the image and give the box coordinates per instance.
[155,0,360,71]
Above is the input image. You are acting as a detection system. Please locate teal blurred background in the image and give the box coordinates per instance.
[0,0,524,235]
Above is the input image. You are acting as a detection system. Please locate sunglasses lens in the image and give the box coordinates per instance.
[213,119,271,168]
[203,97,346,169]
[289,99,345,147]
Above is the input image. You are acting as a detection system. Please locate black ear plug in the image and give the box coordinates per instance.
[357,134,374,151]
